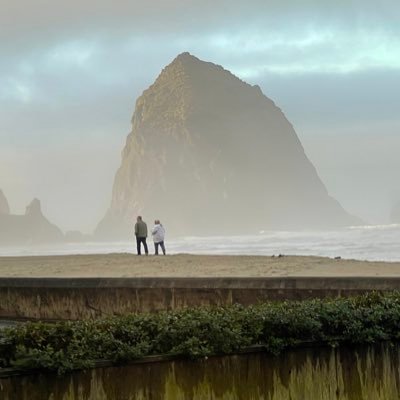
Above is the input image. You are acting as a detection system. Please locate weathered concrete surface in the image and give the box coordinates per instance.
[1,344,399,399]
[1,277,400,320]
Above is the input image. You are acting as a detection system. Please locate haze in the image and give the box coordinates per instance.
[1,0,399,233]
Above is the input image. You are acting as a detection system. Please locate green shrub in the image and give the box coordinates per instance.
[1,292,400,374]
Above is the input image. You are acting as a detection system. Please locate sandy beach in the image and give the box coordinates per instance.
[0,254,399,278]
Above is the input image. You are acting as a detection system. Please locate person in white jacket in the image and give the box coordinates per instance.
[151,220,166,255]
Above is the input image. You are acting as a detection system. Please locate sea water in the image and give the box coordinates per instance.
[0,224,399,262]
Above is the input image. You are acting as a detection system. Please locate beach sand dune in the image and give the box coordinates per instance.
[0,254,399,278]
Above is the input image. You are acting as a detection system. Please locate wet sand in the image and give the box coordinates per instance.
[0,254,399,278]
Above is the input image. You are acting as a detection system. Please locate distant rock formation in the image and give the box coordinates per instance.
[0,190,10,215]
[65,230,92,243]
[0,196,64,245]
[25,198,42,217]
[96,52,360,238]
[391,202,400,223]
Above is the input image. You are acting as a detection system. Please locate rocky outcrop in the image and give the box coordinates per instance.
[0,198,64,245]
[65,230,92,243]
[391,202,400,223]
[0,190,10,215]
[97,52,360,238]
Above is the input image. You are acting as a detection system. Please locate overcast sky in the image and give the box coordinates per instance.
[0,0,399,232]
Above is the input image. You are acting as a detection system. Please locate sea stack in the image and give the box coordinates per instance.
[0,190,10,215]
[0,197,64,244]
[97,52,359,238]
[391,202,400,223]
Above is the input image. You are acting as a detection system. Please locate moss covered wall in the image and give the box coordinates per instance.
[1,344,399,399]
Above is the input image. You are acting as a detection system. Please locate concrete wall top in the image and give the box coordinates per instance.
[1,277,400,290]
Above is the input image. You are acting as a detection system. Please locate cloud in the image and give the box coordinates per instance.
[187,27,400,77]
[1,0,399,49]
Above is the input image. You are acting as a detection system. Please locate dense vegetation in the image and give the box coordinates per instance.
[1,292,400,374]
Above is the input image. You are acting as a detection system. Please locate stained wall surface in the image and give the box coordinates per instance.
[0,277,400,320]
[1,344,399,399]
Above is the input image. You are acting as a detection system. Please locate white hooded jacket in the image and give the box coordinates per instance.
[151,224,165,243]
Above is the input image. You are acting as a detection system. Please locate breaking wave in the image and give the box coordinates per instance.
[1,224,399,262]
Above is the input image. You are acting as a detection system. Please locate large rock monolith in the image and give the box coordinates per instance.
[96,52,360,238]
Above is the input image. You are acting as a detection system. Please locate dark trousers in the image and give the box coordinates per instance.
[155,241,166,255]
[136,237,148,255]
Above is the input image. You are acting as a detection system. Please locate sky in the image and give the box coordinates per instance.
[0,0,399,232]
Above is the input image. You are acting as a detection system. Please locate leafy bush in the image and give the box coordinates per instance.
[1,292,400,374]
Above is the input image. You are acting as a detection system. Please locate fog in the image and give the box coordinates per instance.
[1,0,399,237]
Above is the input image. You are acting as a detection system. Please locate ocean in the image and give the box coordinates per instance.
[0,224,399,262]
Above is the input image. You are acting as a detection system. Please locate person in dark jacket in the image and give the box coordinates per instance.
[134,216,148,255]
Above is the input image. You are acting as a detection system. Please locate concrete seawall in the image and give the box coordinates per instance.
[1,277,400,320]
[1,344,400,399]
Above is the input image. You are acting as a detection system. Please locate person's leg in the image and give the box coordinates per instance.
[155,242,159,255]
[160,241,166,255]
[143,238,149,255]
[140,237,146,254]
[136,237,141,255]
